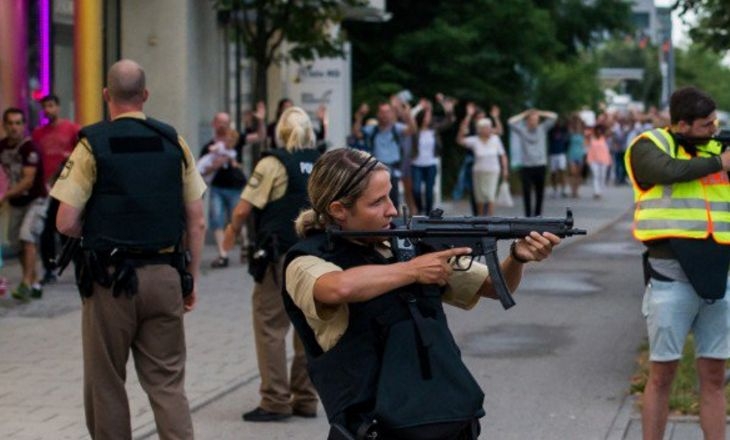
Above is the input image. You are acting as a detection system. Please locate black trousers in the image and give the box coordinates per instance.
[520,165,547,217]
[40,197,61,272]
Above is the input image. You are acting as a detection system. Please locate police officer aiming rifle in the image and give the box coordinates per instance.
[282,148,561,440]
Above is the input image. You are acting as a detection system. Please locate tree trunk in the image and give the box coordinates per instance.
[253,60,268,106]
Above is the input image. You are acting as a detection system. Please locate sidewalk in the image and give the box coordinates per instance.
[0,182,710,439]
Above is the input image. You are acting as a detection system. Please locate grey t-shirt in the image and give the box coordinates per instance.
[510,119,556,167]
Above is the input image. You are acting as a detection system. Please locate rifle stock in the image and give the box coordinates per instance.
[327,209,586,310]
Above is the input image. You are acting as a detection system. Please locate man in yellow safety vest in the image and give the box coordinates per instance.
[625,86,730,440]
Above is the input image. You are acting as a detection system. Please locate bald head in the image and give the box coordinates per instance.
[212,112,231,138]
[106,59,146,105]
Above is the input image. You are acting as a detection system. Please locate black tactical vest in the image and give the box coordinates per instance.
[282,233,485,438]
[253,148,320,258]
[81,117,185,252]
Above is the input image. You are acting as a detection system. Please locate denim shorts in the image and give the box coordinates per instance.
[642,277,730,361]
[208,186,243,230]
[19,198,48,244]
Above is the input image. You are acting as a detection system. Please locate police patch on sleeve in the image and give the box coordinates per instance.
[248,172,263,189]
[59,160,74,180]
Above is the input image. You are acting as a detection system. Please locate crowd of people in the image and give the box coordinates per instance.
[345,91,671,221]
[2,61,725,440]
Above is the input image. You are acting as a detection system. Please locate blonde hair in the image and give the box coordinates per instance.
[276,106,316,152]
[295,148,388,237]
[224,127,240,148]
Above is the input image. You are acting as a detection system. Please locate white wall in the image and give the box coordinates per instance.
[121,0,225,151]
[283,43,352,149]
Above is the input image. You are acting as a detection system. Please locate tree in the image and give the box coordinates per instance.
[213,0,365,104]
[533,59,603,115]
[675,43,730,109]
[344,0,632,195]
[346,0,631,113]
[594,38,662,107]
[675,0,730,52]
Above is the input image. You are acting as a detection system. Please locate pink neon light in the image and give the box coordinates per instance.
[39,0,51,123]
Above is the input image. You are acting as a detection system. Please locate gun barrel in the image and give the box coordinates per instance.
[329,226,586,240]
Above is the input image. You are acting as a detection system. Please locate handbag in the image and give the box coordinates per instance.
[496,181,514,207]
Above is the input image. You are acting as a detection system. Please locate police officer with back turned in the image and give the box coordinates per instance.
[51,59,206,440]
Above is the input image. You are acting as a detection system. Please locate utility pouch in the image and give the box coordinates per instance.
[86,251,112,288]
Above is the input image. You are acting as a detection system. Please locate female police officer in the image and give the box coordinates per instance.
[222,106,320,422]
[282,148,560,439]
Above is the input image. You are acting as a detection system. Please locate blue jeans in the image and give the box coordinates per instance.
[452,155,474,200]
[411,164,437,215]
[613,150,627,184]
[209,186,242,230]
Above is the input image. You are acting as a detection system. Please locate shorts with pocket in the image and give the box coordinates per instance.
[642,277,730,361]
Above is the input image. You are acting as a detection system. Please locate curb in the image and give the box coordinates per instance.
[605,394,636,440]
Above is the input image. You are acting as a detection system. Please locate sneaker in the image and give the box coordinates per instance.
[11,283,31,302]
[41,270,57,285]
[211,256,229,269]
[241,407,291,422]
[30,283,43,299]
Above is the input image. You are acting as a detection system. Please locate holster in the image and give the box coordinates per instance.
[248,234,279,284]
[74,254,95,298]
[173,250,194,297]
[79,249,193,298]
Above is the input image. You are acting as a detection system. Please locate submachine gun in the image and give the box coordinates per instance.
[327,208,586,310]
[675,129,730,151]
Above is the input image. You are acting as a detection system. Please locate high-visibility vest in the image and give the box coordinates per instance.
[624,127,730,243]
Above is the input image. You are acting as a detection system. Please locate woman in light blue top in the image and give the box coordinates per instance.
[567,113,586,198]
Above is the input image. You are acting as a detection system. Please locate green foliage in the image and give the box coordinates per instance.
[347,0,632,113]
[676,0,730,52]
[345,0,632,196]
[593,38,662,107]
[212,0,366,102]
[534,58,603,115]
[675,43,730,110]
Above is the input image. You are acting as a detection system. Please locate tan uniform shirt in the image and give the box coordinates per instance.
[50,112,206,207]
[240,155,288,207]
[285,245,490,351]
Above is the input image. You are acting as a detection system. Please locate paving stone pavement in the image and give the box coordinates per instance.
[0,243,261,440]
